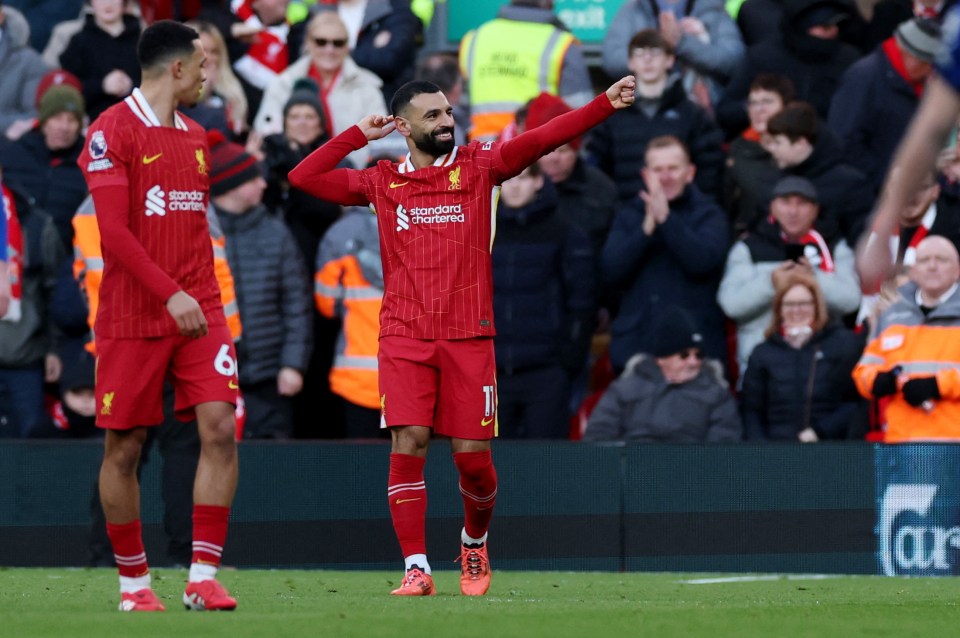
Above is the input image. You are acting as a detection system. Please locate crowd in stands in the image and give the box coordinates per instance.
[1,0,958,444]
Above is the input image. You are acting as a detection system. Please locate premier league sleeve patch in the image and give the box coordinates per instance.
[86,130,114,172]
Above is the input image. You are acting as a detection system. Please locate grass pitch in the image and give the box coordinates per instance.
[2,568,959,637]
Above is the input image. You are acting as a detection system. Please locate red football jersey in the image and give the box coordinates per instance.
[289,92,617,341]
[82,88,224,338]
[357,144,506,340]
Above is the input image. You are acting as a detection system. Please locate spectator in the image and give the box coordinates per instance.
[601,0,745,113]
[59,0,142,121]
[718,176,861,376]
[602,135,730,372]
[28,347,98,438]
[724,73,793,234]
[209,131,312,439]
[741,271,867,441]
[765,101,873,246]
[587,29,724,204]
[853,235,960,441]
[42,1,89,68]
[0,3,52,141]
[458,0,593,141]
[0,84,87,252]
[716,0,862,139]
[583,305,741,443]
[181,20,249,139]
[324,0,422,105]
[10,0,84,54]
[861,0,954,53]
[0,185,63,437]
[828,17,941,192]
[253,77,343,269]
[253,11,387,168]
[492,163,595,439]
[314,205,384,438]
[205,0,307,122]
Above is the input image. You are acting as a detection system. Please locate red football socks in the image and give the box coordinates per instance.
[388,453,428,557]
[106,519,149,578]
[454,450,497,540]
[192,504,230,567]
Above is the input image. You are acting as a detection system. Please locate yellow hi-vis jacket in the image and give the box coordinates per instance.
[459,17,574,141]
[72,196,242,353]
[314,211,382,410]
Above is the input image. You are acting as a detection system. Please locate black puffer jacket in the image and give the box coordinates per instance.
[740,323,866,440]
[492,179,595,375]
[586,78,724,202]
[583,355,742,442]
[215,204,313,385]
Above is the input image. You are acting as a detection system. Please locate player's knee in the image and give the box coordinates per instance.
[391,427,430,456]
[103,430,146,474]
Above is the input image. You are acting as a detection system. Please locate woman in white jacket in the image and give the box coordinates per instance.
[253,11,386,167]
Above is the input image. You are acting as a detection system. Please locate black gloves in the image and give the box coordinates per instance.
[902,376,941,407]
[872,370,899,398]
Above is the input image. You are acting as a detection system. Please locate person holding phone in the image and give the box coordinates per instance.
[718,176,861,378]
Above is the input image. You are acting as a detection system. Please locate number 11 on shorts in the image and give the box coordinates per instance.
[483,384,495,418]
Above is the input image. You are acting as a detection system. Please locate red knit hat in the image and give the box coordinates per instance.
[208,130,261,196]
[35,69,83,108]
[525,92,580,150]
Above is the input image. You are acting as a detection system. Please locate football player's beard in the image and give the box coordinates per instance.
[413,127,455,156]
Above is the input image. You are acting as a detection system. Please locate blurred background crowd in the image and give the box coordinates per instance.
[0,0,956,445]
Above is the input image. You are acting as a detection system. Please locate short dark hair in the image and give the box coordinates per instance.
[390,80,443,117]
[766,101,819,144]
[628,29,673,56]
[749,73,795,104]
[138,20,199,72]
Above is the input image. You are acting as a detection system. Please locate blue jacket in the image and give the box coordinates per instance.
[492,179,595,375]
[602,184,729,371]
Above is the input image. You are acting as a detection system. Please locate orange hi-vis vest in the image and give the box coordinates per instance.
[853,288,960,442]
[72,196,242,353]
[314,211,383,410]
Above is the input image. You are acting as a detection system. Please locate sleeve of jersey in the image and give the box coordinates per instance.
[492,92,615,181]
[288,126,371,205]
[91,183,181,303]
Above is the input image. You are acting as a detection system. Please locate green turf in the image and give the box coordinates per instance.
[1,568,959,637]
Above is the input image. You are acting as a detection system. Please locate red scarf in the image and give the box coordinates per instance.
[741,126,763,143]
[2,184,23,322]
[231,0,290,89]
[308,63,340,138]
[780,227,835,272]
[883,37,925,98]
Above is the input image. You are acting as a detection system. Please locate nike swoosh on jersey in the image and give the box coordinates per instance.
[481,416,494,427]
[389,181,409,188]
[142,153,163,164]
[395,498,421,505]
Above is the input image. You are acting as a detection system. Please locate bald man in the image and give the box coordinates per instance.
[853,235,960,441]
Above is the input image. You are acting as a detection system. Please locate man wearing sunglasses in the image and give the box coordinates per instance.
[583,305,742,442]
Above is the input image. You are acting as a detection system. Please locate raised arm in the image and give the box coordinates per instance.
[288,114,396,205]
[494,76,636,181]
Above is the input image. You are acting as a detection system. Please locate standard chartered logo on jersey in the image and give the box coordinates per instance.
[878,484,960,575]
[395,203,464,231]
[144,185,205,217]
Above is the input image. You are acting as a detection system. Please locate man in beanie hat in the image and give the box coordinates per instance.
[0,83,87,251]
[208,130,312,440]
[828,17,942,191]
[583,305,741,442]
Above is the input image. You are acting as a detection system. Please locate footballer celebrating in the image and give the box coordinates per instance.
[82,21,239,612]
[289,75,636,596]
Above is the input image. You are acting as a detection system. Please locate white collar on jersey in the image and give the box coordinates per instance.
[398,147,459,174]
[124,88,188,130]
